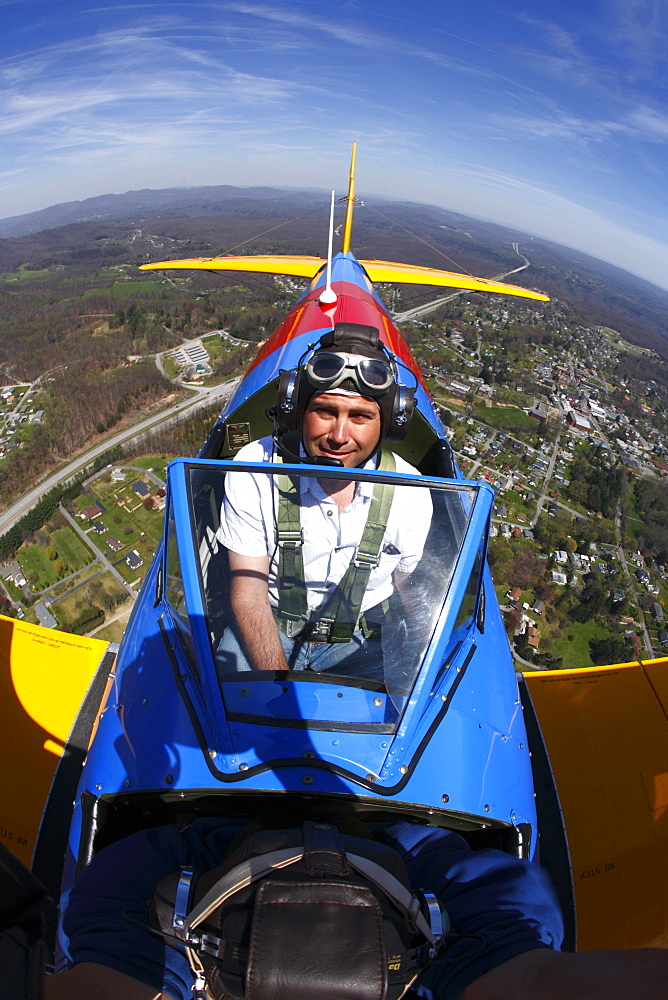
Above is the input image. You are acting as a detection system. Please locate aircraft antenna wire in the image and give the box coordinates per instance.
[362,202,475,276]
[211,213,320,259]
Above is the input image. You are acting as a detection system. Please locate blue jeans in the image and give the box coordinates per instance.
[216,625,384,682]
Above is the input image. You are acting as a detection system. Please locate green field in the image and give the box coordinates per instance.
[162,356,181,378]
[51,525,95,569]
[19,521,95,591]
[473,405,537,433]
[1,264,57,283]
[549,620,616,669]
[126,455,169,478]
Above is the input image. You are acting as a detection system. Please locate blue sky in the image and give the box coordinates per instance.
[2,0,668,289]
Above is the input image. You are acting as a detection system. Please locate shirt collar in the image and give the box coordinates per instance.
[300,451,378,502]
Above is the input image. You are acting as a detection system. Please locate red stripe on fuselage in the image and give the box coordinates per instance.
[246,280,425,386]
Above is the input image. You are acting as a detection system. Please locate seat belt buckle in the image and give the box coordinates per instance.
[276,528,304,547]
[301,618,335,642]
[352,549,381,570]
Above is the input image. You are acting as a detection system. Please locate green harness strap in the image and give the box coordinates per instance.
[275,451,396,641]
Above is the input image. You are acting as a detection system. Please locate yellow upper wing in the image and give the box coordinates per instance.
[139,255,549,301]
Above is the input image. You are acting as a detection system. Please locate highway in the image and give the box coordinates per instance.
[392,250,533,323]
[0,378,238,537]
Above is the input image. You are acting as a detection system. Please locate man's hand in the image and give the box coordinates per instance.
[228,551,290,670]
[462,945,668,1000]
[45,962,169,1000]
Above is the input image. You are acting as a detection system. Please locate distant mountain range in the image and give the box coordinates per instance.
[1,184,667,357]
[0,186,325,239]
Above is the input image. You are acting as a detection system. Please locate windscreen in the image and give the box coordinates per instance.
[187,462,478,728]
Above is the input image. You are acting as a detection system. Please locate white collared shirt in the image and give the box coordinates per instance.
[217,437,432,615]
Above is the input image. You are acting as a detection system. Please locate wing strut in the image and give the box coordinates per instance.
[341,142,357,254]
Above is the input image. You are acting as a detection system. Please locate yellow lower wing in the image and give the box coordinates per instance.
[0,614,111,867]
[524,658,668,950]
[139,255,549,301]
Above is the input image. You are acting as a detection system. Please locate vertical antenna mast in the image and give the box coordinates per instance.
[319,190,337,304]
[340,142,357,254]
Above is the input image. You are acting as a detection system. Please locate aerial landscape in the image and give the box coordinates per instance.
[2,0,668,994]
[1,187,668,671]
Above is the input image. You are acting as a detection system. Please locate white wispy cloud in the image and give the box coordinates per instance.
[606,0,668,70]
[627,106,668,140]
[486,109,630,147]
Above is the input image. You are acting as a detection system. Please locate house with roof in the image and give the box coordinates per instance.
[126,550,143,571]
[107,537,123,552]
[131,481,150,497]
[35,601,57,629]
[79,505,102,521]
[527,626,540,649]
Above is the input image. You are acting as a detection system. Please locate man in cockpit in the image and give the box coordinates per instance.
[216,322,432,678]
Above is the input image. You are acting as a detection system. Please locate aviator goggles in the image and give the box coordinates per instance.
[305,352,394,397]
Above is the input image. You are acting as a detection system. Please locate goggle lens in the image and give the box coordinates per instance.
[307,352,393,394]
[359,359,393,387]
[309,354,346,380]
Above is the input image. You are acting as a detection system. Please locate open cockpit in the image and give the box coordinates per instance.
[160,458,493,754]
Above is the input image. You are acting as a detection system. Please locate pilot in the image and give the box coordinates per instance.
[47,812,667,1000]
[215,322,433,678]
